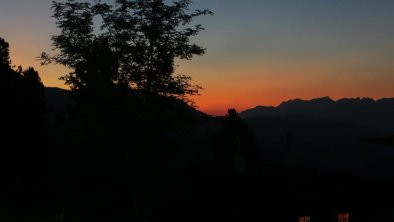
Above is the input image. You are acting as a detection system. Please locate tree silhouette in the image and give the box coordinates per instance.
[0,38,46,162]
[40,1,213,221]
[95,0,212,99]
[0,37,48,221]
[60,36,120,90]
[213,109,259,173]
[42,0,212,101]
[21,67,46,114]
[0,37,11,69]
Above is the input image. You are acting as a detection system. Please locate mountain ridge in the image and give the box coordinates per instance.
[241,96,394,132]
[249,96,393,110]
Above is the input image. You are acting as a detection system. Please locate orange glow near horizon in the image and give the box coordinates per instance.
[185,59,394,116]
[8,47,394,117]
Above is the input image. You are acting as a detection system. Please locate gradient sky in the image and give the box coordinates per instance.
[1,0,394,115]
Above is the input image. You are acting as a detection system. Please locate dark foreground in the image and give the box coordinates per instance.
[1,164,393,222]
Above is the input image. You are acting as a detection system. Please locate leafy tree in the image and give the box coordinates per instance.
[96,0,212,98]
[41,0,118,90]
[42,0,212,101]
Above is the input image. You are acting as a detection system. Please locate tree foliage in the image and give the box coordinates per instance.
[0,37,46,183]
[0,37,45,125]
[42,0,212,100]
[0,37,11,69]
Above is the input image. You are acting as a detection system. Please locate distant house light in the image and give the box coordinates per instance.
[299,216,311,222]
[338,213,350,222]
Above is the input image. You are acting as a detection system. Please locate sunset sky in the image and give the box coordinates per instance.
[1,0,394,115]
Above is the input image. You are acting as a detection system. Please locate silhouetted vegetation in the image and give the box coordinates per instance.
[0,37,46,166]
[38,0,214,221]
[0,37,48,221]
[213,109,259,173]
[41,0,212,101]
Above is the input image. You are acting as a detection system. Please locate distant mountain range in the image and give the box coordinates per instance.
[241,97,394,132]
[240,97,394,180]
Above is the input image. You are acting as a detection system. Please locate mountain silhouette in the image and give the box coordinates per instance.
[239,97,394,174]
[241,97,394,132]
